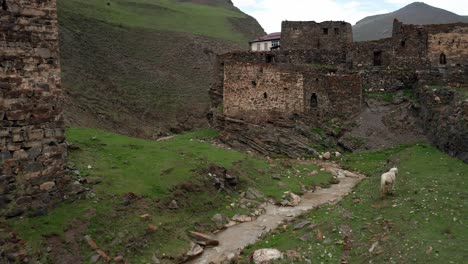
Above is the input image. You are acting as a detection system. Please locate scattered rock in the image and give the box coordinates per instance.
[148,224,158,232]
[140,214,151,220]
[299,232,313,241]
[293,221,311,230]
[186,242,204,258]
[426,246,433,254]
[369,241,379,253]
[152,255,161,264]
[271,175,281,180]
[39,181,55,191]
[278,182,287,187]
[90,255,100,263]
[245,187,264,199]
[232,214,252,223]
[189,231,219,247]
[168,200,179,210]
[335,151,342,157]
[207,164,239,193]
[252,248,282,264]
[85,235,99,250]
[97,249,111,262]
[289,192,301,206]
[224,221,237,228]
[317,229,324,241]
[212,213,229,229]
[114,255,124,262]
[323,152,331,160]
[285,250,302,261]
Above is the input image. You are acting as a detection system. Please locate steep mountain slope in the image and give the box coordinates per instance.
[353,2,468,41]
[59,0,265,137]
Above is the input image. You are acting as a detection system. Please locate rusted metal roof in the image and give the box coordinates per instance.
[250,32,281,43]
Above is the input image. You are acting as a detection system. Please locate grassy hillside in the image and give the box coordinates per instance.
[60,0,247,43]
[59,0,265,137]
[353,2,468,41]
[4,128,333,263]
[243,144,468,263]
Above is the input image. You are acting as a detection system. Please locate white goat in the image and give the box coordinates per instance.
[380,167,398,198]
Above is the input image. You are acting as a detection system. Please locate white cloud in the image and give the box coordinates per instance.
[232,0,387,33]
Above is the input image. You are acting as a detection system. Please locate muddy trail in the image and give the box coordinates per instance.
[188,161,366,264]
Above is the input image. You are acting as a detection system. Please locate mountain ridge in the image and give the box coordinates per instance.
[353,2,468,41]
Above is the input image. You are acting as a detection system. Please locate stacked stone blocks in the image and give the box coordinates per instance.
[0,0,68,217]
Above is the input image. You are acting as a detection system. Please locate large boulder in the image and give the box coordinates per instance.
[252,248,282,264]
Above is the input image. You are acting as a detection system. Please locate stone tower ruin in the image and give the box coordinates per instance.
[0,0,68,217]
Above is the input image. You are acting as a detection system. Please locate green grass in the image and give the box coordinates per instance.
[242,144,468,263]
[364,88,416,103]
[59,0,247,43]
[8,128,333,263]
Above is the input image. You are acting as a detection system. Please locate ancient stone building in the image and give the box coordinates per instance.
[0,0,68,217]
[281,21,353,51]
[222,62,361,123]
[212,19,468,158]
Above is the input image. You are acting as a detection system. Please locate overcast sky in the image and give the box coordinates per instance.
[232,0,468,33]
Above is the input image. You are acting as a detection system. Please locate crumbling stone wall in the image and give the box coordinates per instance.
[427,25,468,67]
[0,0,68,217]
[417,85,468,162]
[359,69,418,92]
[281,21,353,51]
[223,63,305,122]
[222,62,362,123]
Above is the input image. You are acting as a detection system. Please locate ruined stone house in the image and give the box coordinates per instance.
[1,0,68,217]
[212,19,468,157]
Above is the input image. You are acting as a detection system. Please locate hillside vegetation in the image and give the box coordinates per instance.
[243,144,468,263]
[353,2,468,41]
[59,0,264,137]
[4,128,333,263]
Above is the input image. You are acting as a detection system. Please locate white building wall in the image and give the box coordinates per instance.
[250,40,280,52]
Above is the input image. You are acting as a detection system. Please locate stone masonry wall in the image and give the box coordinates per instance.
[427,25,468,67]
[223,62,304,122]
[0,0,68,217]
[281,21,353,51]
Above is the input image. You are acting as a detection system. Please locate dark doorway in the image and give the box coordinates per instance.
[310,93,318,109]
[440,53,447,65]
[266,54,275,63]
[373,51,382,66]
[2,0,7,11]
[263,92,268,99]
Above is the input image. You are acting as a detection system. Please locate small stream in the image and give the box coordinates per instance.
[188,161,365,264]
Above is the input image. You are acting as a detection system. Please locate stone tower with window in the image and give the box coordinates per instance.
[280,21,353,51]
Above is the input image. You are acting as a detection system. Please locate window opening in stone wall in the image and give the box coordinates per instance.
[311,93,318,109]
[2,0,7,11]
[263,92,268,99]
[251,81,257,87]
[373,51,382,66]
[401,40,406,47]
[440,53,447,65]
[322,28,329,35]
[334,28,339,34]
[266,54,275,63]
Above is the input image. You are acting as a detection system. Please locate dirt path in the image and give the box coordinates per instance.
[188,161,365,264]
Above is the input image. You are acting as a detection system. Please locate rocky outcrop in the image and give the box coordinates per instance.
[417,85,468,162]
[217,117,320,158]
